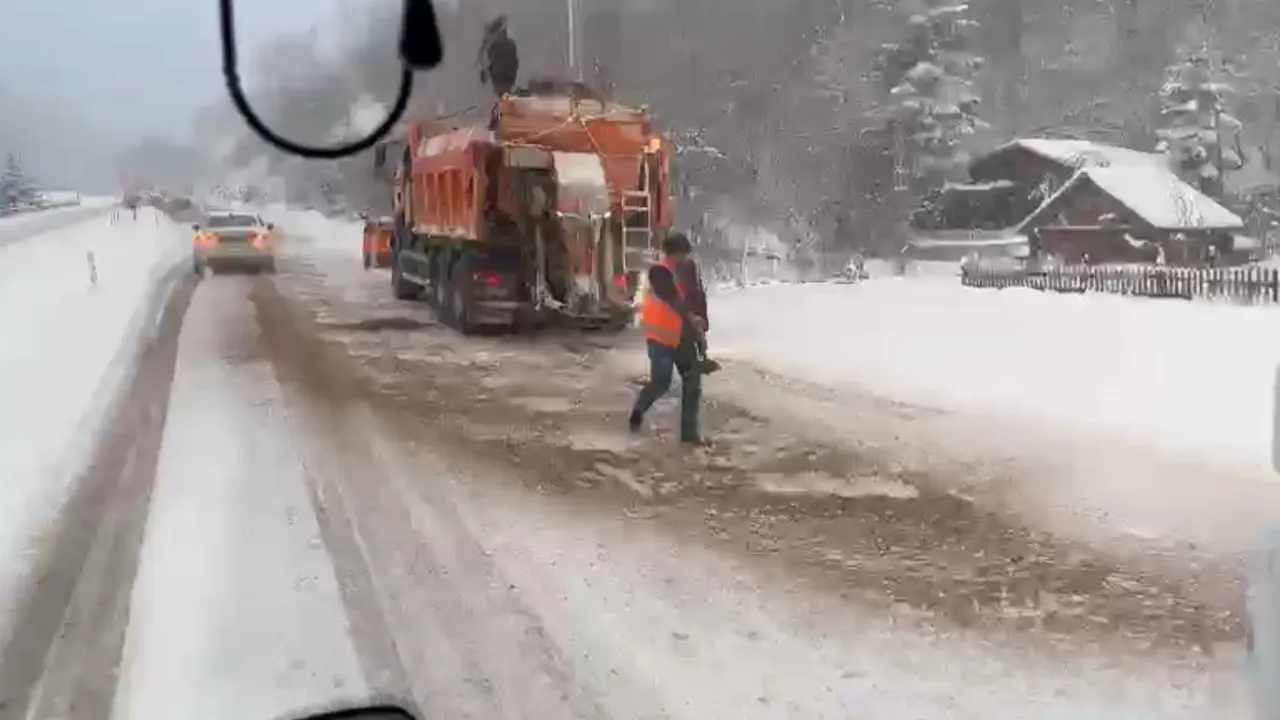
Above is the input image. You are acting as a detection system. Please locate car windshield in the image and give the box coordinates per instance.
[10,4,1277,720]
[206,213,260,228]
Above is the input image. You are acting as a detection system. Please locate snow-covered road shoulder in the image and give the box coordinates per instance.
[112,279,368,720]
[713,278,1280,472]
[709,279,1280,555]
[0,208,185,639]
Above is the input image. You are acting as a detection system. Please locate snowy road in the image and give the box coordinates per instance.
[114,278,369,720]
[0,217,1258,718]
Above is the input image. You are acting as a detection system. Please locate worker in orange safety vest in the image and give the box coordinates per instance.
[628,233,709,445]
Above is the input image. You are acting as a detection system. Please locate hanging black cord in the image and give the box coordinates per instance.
[217,0,416,159]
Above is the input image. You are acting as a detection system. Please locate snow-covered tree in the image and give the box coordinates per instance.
[0,153,37,208]
[875,0,986,192]
[1156,42,1244,199]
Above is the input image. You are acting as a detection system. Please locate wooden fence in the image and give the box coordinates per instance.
[962,264,1280,303]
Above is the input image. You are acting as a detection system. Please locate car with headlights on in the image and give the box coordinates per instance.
[192,210,277,274]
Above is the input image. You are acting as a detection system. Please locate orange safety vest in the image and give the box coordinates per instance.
[639,258,685,348]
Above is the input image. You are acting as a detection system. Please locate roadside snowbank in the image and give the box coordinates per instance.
[0,198,115,244]
[0,207,184,636]
[713,278,1280,474]
[0,196,113,230]
[113,282,368,720]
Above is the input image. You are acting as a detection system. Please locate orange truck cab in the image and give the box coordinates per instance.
[361,215,394,269]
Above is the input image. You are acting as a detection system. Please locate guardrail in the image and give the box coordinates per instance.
[962,264,1280,304]
[0,201,83,218]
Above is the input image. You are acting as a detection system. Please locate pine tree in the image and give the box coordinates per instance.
[1155,42,1244,199]
[875,0,986,193]
[0,153,37,209]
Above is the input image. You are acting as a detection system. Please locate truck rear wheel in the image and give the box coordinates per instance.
[450,263,476,335]
[391,252,420,300]
[431,252,448,310]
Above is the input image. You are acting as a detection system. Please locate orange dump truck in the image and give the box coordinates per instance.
[373,80,672,333]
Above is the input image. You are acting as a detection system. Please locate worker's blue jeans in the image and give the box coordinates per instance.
[632,340,702,440]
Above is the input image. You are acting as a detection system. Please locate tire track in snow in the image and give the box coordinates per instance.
[112,276,369,720]
[252,278,610,720]
[0,265,196,720]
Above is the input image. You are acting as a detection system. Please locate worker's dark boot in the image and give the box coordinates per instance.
[627,410,643,434]
[699,357,722,374]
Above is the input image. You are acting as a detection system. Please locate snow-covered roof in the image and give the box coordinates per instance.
[1084,166,1242,230]
[1017,165,1243,232]
[971,138,1165,177]
[1011,139,1164,169]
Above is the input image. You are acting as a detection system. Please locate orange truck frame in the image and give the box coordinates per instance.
[373,80,672,334]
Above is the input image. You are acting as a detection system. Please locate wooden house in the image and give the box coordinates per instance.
[910,139,1166,242]
[910,138,1246,265]
[1015,165,1244,265]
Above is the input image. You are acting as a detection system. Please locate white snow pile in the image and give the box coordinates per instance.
[0,207,185,638]
[712,278,1280,474]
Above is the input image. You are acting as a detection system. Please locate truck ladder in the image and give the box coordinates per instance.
[621,189,652,270]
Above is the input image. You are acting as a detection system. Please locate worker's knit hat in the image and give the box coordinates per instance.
[663,233,692,255]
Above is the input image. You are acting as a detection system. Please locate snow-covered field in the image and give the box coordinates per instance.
[0,207,184,638]
[707,278,1280,558]
[712,278,1280,473]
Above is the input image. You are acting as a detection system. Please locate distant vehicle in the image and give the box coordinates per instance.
[192,210,277,275]
[361,214,395,269]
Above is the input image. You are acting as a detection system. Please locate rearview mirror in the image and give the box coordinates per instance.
[267,223,275,230]
[374,145,387,169]
[191,224,200,231]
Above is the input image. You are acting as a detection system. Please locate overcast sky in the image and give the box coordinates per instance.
[0,0,351,138]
